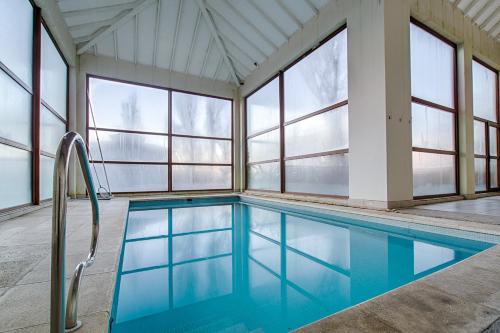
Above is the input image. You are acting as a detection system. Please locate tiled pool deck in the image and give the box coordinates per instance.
[0,194,499,332]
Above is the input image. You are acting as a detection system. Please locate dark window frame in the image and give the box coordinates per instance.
[86,74,234,194]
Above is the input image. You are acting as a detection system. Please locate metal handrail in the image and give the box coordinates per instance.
[50,132,100,333]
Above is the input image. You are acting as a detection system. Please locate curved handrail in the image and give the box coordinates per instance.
[50,132,100,333]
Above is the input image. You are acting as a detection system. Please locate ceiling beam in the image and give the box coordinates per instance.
[463,0,481,15]
[169,0,183,71]
[200,38,214,77]
[197,0,241,86]
[61,1,139,17]
[152,0,161,66]
[275,0,302,29]
[76,0,155,55]
[74,26,108,45]
[472,0,495,21]
[480,6,500,30]
[113,30,118,61]
[185,9,202,73]
[134,14,138,64]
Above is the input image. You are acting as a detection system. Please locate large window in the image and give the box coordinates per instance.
[473,58,499,192]
[245,27,348,197]
[410,21,457,198]
[88,76,232,193]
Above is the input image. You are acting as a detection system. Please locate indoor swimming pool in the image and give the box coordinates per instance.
[109,197,494,332]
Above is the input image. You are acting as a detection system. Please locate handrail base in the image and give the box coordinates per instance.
[65,321,82,333]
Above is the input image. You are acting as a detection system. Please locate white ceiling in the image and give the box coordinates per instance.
[450,0,500,42]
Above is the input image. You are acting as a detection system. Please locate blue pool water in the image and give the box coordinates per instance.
[110,197,494,332]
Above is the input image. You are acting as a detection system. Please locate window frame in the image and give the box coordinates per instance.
[86,74,234,194]
[410,18,459,199]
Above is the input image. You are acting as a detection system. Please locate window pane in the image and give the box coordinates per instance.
[411,103,454,151]
[410,23,454,108]
[247,162,280,191]
[285,106,348,157]
[248,129,280,163]
[172,137,231,164]
[285,154,348,196]
[172,92,231,138]
[412,152,455,196]
[489,127,498,157]
[89,130,168,162]
[284,29,347,121]
[0,0,33,87]
[474,121,486,155]
[41,27,67,119]
[0,70,32,147]
[172,165,231,190]
[473,60,497,122]
[92,163,168,192]
[41,106,66,155]
[475,158,486,192]
[0,144,31,209]
[490,159,498,188]
[89,78,169,133]
[247,77,279,135]
[40,155,54,200]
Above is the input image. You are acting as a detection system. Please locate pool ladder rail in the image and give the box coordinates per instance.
[50,132,100,333]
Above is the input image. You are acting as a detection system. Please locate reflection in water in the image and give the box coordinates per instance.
[111,203,491,333]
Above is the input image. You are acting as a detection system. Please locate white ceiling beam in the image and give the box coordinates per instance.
[74,26,108,45]
[213,57,223,79]
[275,0,303,29]
[463,0,481,15]
[152,0,161,66]
[113,30,118,61]
[185,10,202,73]
[246,0,288,42]
[169,0,183,71]
[473,0,496,22]
[302,0,319,16]
[134,14,138,64]
[200,38,214,77]
[68,12,128,32]
[62,1,139,17]
[197,0,241,86]
[58,0,136,13]
[76,0,155,55]
[480,6,500,30]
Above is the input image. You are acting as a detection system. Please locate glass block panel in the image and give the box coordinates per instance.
[411,103,454,151]
[284,29,347,121]
[41,106,66,155]
[172,92,231,138]
[474,121,486,155]
[172,137,231,164]
[172,165,231,190]
[247,162,280,191]
[40,155,55,200]
[412,152,455,197]
[89,77,169,133]
[172,205,232,234]
[247,77,280,135]
[247,129,280,163]
[475,158,486,192]
[41,27,67,119]
[472,60,497,122]
[490,159,498,188]
[285,106,348,157]
[89,130,168,162]
[0,0,33,87]
[92,163,168,192]
[0,144,31,209]
[489,127,498,157]
[0,70,32,147]
[285,154,349,196]
[410,23,454,108]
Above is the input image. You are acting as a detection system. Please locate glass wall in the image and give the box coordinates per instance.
[245,27,348,197]
[88,77,232,193]
[410,21,457,197]
[472,59,499,192]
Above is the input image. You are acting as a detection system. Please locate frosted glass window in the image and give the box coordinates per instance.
[41,27,67,119]
[284,29,347,121]
[285,154,349,196]
[412,152,455,197]
[247,129,280,163]
[474,121,486,155]
[0,70,32,147]
[247,78,280,135]
[247,162,280,191]
[475,158,486,192]
[172,137,231,164]
[489,127,498,157]
[172,205,232,234]
[41,106,66,155]
[0,144,31,209]
[490,159,498,188]
[89,130,168,162]
[172,92,231,138]
[89,78,169,133]
[411,103,454,151]
[40,156,54,200]
[172,165,231,190]
[410,23,454,108]
[472,60,497,122]
[0,0,33,87]
[92,163,168,193]
[285,106,348,157]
